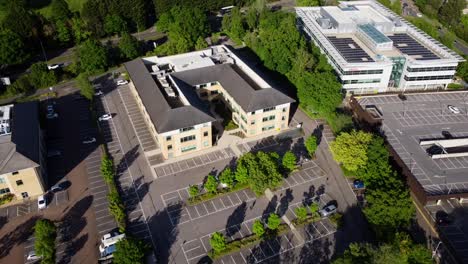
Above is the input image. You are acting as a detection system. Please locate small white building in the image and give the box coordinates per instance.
[296,1,465,94]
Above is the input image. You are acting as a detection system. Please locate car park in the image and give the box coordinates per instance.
[27,251,41,261]
[46,105,54,112]
[436,211,453,226]
[47,150,62,158]
[46,112,58,119]
[353,179,365,189]
[99,243,117,261]
[116,79,129,86]
[82,137,96,144]
[93,83,103,89]
[448,105,461,114]
[98,114,112,121]
[38,195,47,210]
[319,204,337,217]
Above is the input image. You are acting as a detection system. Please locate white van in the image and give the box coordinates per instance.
[99,232,125,253]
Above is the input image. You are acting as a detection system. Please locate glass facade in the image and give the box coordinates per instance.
[389,57,406,87]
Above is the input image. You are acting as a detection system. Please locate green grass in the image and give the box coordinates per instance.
[36,0,87,19]
[188,183,249,206]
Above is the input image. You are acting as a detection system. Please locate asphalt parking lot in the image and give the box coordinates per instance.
[154,148,236,178]
[24,221,70,264]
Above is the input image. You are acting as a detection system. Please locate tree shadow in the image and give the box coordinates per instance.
[149,203,183,264]
[303,185,316,205]
[277,189,294,217]
[298,237,332,264]
[225,202,247,237]
[262,195,278,221]
[0,216,39,258]
[312,124,324,146]
[291,137,308,161]
[116,145,140,176]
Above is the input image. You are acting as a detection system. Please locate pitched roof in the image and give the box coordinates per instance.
[0,102,40,175]
[124,59,215,133]
[171,64,295,112]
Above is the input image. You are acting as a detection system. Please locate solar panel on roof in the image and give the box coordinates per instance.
[388,33,439,59]
[327,36,374,63]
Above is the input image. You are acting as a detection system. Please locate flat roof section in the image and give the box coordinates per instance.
[356,92,468,199]
[358,24,392,44]
[327,36,375,62]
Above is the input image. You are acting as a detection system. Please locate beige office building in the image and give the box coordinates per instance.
[0,102,47,201]
[125,45,294,160]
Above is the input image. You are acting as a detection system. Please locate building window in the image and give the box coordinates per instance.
[262,115,275,122]
[168,145,173,150]
[203,131,208,137]
[210,91,219,95]
[282,108,287,113]
[180,126,195,133]
[16,180,23,186]
[166,136,172,141]
[200,92,208,97]
[181,145,197,152]
[282,116,286,121]
[251,111,255,115]
[262,125,275,131]
[263,107,276,112]
[21,192,28,198]
[0,177,5,184]
[0,188,10,194]
[180,135,196,143]
[200,84,207,88]
[250,120,255,125]
[241,115,247,123]
[203,141,209,146]
[210,82,218,86]
[12,171,18,175]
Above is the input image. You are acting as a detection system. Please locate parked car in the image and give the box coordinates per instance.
[98,114,112,121]
[50,185,64,193]
[82,137,97,144]
[47,150,62,158]
[47,64,61,70]
[94,90,103,96]
[99,243,117,261]
[353,179,365,189]
[319,204,337,217]
[93,83,103,89]
[116,79,129,86]
[46,105,54,112]
[27,251,41,261]
[38,195,47,210]
[435,211,453,226]
[46,113,58,119]
[99,232,125,253]
[448,105,461,114]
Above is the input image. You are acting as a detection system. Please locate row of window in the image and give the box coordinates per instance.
[404,75,453,81]
[407,66,457,72]
[343,69,383,75]
[0,188,10,194]
[262,125,275,131]
[262,115,275,122]
[342,79,381,85]
[180,135,196,143]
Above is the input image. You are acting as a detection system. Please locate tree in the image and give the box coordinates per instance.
[71,17,91,43]
[330,130,373,172]
[252,219,265,237]
[188,185,199,197]
[113,237,149,264]
[204,174,218,193]
[282,151,297,173]
[309,202,319,216]
[50,0,71,21]
[2,0,35,39]
[29,62,57,89]
[456,60,468,82]
[439,0,465,28]
[247,151,283,194]
[209,232,226,253]
[104,15,127,36]
[234,163,249,184]
[0,30,28,66]
[295,206,308,222]
[6,75,33,95]
[76,73,95,101]
[34,219,56,264]
[119,32,140,60]
[77,39,108,73]
[218,168,235,188]
[267,213,281,231]
[222,7,246,41]
[55,20,72,45]
[108,188,126,232]
[305,135,318,157]
[100,154,115,183]
[195,37,207,50]
[246,7,258,30]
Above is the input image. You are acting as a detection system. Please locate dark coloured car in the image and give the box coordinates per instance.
[435,211,453,225]
[353,179,365,189]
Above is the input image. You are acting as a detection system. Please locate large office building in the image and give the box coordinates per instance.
[125,45,294,159]
[0,102,47,201]
[296,1,464,94]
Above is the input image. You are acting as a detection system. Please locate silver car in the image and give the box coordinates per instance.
[319,204,337,217]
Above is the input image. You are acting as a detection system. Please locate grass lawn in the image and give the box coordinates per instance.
[37,0,87,19]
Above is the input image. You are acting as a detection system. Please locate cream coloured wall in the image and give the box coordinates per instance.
[1,167,44,199]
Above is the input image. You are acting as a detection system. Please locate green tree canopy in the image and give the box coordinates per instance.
[240,151,283,195]
[330,130,373,172]
[6,75,33,96]
[222,7,246,42]
[305,135,318,157]
[0,30,28,66]
[282,151,297,173]
[104,15,128,36]
[1,0,35,39]
[50,0,71,21]
[34,219,56,264]
[295,206,308,222]
[119,32,140,60]
[77,39,108,73]
[209,232,226,253]
[71,17,91,43]
[219,168,235,188]
[267,213,281,230]
[55,20,72,45]
[204,174,218,193]
[252,219,265,237]
[29,62,57,89]
[188,185,199,197]
[439,0,465,27]
[113,237,149,264]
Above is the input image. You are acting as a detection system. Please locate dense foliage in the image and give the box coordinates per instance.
[29,62,58,89]
[281,151,297,173]
[0,29,28,66]
[305,135,318,157]
[34,219,57,264]
[210,232,227,253]
[330,130,373,172]
[76,73,94,101]
[76,39,109,73]
[113,237,149,264]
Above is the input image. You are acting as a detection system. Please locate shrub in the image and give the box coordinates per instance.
[252,219,265,238]
[34,219,57,264]
[108,188,126,233]
[113,237,150,264]
[100,155,115,184]
[282,151,297,173]
[188,185,199,198]
[267,213,281,231]
[204,174,218,194]
[29,62,58,89]
[309,202,319,216]
[295,206,308,222]
[0,193,14,205]
[218,168,235,188]
[210,232,227,253]
[305,135,318,157]
[234,164,248,184]
[76,73,94,101]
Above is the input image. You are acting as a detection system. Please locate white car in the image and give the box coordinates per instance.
[27,251,41,261]
[318,204,337,217]
[38,195,46,210]
[99,232,125,253]
[94,90,103,96]
[82,137,96,144]
[116,79,129,86]
[47,64,61,70]
[46,113,58,119]
[448,105,461,114]
[98,114,112,121]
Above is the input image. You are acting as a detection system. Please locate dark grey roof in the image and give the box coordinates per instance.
[0,102,40,174]
[124,59,215,133]
[171,64,294,112]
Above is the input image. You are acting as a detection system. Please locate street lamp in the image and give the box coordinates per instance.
[432,241,442,260]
